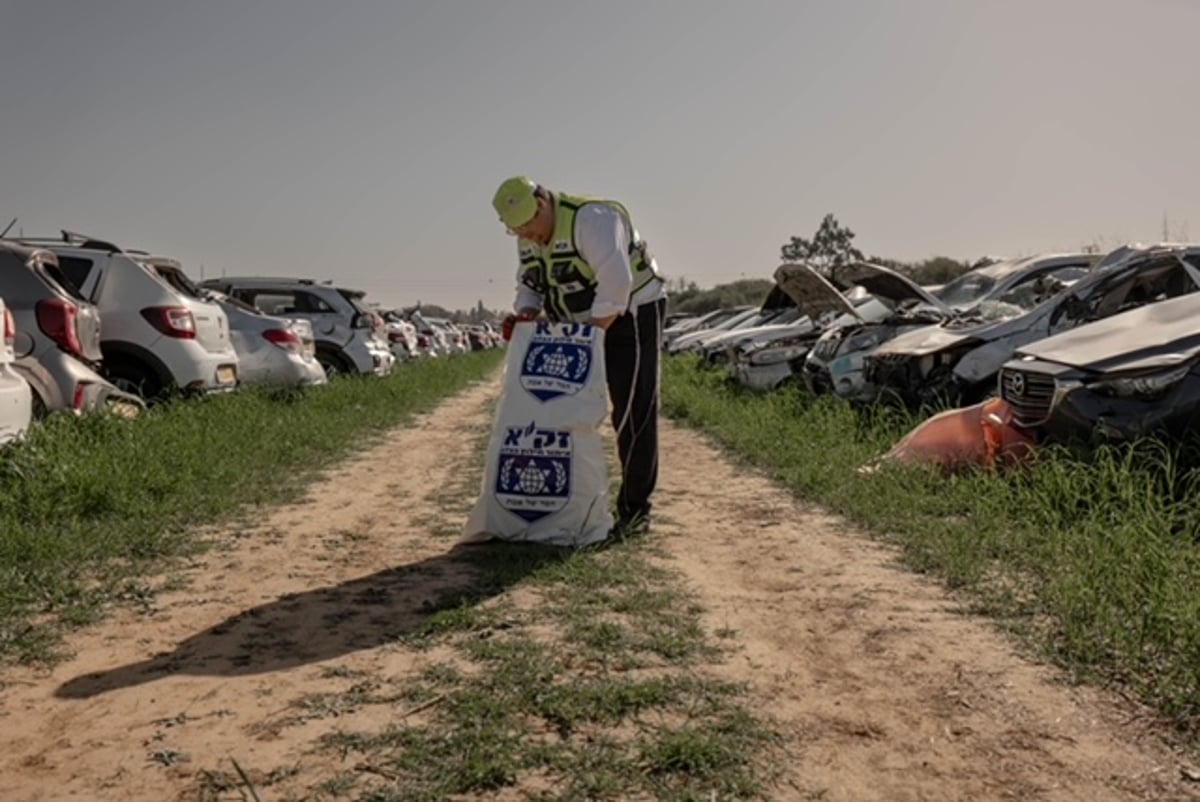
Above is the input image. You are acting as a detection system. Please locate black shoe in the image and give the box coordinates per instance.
[610,513,651,539]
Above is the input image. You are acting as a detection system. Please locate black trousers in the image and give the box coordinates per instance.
[604,297,666,522]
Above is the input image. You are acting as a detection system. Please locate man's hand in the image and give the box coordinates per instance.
[501,309,539,342]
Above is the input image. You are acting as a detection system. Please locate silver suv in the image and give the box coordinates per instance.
[21,232,239,401]
[0,239,142,417]
[199,277,394,377]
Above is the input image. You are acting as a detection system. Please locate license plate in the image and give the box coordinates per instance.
[217,365,237,385]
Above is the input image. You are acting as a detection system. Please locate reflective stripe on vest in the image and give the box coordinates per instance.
[517,192,662,322]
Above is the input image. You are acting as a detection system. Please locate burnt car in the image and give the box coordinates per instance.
[861,247,1198,409]
[999,291,1200,447]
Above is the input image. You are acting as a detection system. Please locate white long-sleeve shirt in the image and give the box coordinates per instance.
[513,202,666,318]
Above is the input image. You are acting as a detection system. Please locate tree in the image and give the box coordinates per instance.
[780,213,865,277]
[908,256,970,286]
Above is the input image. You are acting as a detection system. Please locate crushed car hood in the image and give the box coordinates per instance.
[1016,292,1200,373]
[870,323,974,356]
[773,264,860,322]
[833,262,950,312]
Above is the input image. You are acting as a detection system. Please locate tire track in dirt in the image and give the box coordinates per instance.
[0,376,501,802]
[652,418,1198,801]
[3,374,1198,801]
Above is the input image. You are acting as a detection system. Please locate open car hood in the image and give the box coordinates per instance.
[1016,292,1200,373]
[773,264,860,322]
[833,262,951,312]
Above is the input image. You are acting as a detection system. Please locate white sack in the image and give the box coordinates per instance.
[461,321,613,547]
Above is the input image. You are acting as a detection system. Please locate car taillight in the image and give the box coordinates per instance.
[73,382,87,412]
[3,307,14,347]
[141,306,196,339]
[36,298,84,357]
[263,328,302,353]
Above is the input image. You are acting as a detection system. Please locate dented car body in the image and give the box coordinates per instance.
[730,265,869,391]
[781,261,957,402]
[778,256,1092,403]
[999,291,1200,446]
[862,247,1200,408]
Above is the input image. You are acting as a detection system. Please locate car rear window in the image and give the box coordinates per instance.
[34,256,90,302]
[55,255,94,295]
[147,263,208,300]
[337,289,372,315]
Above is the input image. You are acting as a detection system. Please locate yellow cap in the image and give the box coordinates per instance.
[492,176,539,229]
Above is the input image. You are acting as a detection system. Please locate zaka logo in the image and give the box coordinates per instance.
[520,322,595,401]
[494,422,572,522]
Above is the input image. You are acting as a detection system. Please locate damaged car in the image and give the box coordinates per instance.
[998,290,1200,447]
[783,261,959,402]
[729,265,874,391]
[670,286,803,357]
[857,248,1179,408]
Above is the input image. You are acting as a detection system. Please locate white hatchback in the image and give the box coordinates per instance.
[26,233,240,401]
[0,297,33,445]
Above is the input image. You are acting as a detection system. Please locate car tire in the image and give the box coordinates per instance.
[30,390,48,420]
[105,360,164,402]
[315,348,350,378]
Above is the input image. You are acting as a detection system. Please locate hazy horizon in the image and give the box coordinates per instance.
[4,0,1197,312]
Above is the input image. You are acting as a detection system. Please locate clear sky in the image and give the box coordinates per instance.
[3,0,1197,312]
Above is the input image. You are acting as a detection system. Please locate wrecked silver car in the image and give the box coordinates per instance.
[785,262,960,402]
[860,247,1196,408]
[730,266,871,391]
[782,254,1097,404]
[999,290,1200,447]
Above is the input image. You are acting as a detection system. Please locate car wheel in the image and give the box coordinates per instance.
[30,390,48,420]
[316,349,349,378]
[105,362,164,402]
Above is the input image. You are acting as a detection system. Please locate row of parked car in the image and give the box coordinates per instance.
[0,230,501,446]
[665,242,1200,449]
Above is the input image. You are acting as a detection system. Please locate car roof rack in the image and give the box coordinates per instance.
[15,230,124,252]
[203,276,318,285]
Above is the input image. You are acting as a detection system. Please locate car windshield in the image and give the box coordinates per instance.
[953,299,1028,325]
[934,271,997,307]
[845,298,892,325]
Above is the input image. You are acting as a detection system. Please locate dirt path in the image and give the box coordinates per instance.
[1,375,1197,801]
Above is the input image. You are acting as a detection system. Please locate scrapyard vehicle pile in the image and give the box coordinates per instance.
[0,229,496,450]
[681,241,1200,468]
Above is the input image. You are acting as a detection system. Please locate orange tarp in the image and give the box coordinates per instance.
[862,398,1038,475]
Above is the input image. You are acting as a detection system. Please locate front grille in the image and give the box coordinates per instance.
[812,336,841,360]
[999,368,1055,426]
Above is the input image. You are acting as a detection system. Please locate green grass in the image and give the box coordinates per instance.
[0,351,504,664]
[298,428,782,801]
[663,355,1200,737]
[318,542,781,801]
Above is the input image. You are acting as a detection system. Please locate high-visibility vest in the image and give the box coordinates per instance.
[517,192,661,322]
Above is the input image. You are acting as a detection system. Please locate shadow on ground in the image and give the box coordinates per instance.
[55,540,569,699]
